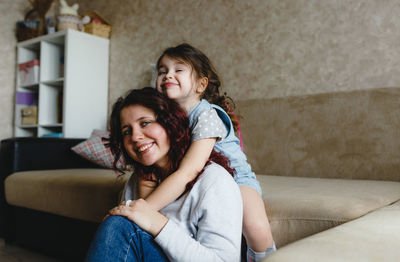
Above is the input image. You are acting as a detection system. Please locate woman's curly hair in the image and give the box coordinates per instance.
[156,43,239,131]
[109,87,234,190]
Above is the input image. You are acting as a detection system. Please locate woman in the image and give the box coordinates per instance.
[85,87,243,262]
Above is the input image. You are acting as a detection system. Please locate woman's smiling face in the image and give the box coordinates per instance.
[120,104,170,169]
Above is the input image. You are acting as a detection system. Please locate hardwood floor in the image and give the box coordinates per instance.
[0,238,62,262]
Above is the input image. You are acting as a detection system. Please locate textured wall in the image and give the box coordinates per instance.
[78,0,400,108]
[0,1,25,140]
[2,0,400,140]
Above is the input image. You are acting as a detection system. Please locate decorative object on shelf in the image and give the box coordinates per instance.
[57,91,63,123]
[18,59,40,86]
[59,0,78,16]
[16,20,40,42]
[46,17,57,34]
[15,91,38,126]
[16,0,54,41]
[21,106,38,125]
[28,0,54,36]
[57,0,81,31]
[82,11,111,39]
[42,132,63,137]
[60,56,64,77]
[57,14,81,31]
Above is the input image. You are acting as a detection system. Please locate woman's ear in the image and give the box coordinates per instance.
[196,77,208,94]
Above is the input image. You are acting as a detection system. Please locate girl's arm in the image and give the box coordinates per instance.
[138,177,157,199]
[155,164,243,262]
[145,138,216,210]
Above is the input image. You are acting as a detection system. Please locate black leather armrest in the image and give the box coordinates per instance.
[0,137,102,174]
[0,137,103,239]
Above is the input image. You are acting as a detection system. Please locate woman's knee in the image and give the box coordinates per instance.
[103,215,150,238]
[103,215,130,228]
[99,216,136,238]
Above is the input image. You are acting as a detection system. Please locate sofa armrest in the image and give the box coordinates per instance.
[0,137,102,173]
[0,137,103,239]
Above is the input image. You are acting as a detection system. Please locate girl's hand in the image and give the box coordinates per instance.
[108,199,168,236]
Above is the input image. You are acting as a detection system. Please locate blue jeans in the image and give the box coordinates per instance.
[85,215,169,262]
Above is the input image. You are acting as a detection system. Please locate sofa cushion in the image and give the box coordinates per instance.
[258,175,400,247]
[237,88,400,182]
[263,200,400,262]
[71,129,127,170]
[5,169,130,223]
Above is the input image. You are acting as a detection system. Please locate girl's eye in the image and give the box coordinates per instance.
[158,71,166,76]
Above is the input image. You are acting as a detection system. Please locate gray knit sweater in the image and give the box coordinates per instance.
[123,162,243,262]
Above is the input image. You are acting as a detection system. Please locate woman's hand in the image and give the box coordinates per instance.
[107,199,168,237]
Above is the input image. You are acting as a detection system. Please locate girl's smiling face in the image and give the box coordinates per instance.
[156,55,206,111]
[120,104,170,169]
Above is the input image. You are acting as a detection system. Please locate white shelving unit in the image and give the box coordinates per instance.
[14,29,109,138]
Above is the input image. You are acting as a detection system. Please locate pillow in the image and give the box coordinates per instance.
[71,129,127,170]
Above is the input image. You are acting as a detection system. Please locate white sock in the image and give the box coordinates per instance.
[247,242,277,262]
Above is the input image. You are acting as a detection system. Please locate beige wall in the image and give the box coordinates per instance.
[79,0,400,105]
[2,0,400,140]
[0,1,25,141]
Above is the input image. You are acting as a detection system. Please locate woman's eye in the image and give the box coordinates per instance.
[122,129,131,136]
[141,121,151,127]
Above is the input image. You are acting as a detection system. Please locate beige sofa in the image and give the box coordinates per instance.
[236,87,400,261]
[3,87,400,261]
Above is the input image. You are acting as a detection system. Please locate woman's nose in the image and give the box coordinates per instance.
[130,128,144,141]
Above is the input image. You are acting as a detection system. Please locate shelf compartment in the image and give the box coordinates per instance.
[17,44,40,88]
[40,40,65,82]
[17,43,40,63]
[17,44,40,87]
[38,126,63,138]
[15,126,38,137]
[38,84,63,125]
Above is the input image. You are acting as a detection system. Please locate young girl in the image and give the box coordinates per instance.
[144,43,275,262]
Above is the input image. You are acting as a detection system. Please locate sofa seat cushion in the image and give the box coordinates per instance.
[5,169,129,223]
[258,175,400,247]
[263,200,400,262]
